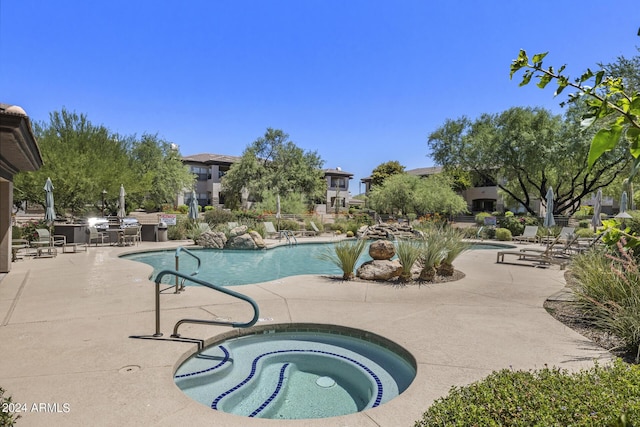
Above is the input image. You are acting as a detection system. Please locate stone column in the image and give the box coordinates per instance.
[0,180,13,273]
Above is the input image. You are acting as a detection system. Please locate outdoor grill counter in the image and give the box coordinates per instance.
[140,224,158,242]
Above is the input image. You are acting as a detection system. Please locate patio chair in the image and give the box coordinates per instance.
[122,226,141,246]
[496,235,568,269]
[11,239,31,261]
[88,226,108,246]
[32,228,66,248]
[263,221,279,238]
[512,225,539,243]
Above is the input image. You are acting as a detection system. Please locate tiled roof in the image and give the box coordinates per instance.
[182,153,242,164]
[406,166,443,176]
[324,168,353,177]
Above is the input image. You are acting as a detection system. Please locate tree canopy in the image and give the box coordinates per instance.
[370,160,405,188]
[13,109,194,216]
[427,106,628,216]
[221,128,325,209]
[367,173,467,216]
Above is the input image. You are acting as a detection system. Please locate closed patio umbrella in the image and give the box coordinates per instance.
[620,191,628,214]
[188,190,199,221]
[543,187,555,228]
[44,177,56,224]
[591,189,602,232]
[117,185,126,218]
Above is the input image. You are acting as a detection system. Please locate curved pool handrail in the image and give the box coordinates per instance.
[173,246,202,292]
[153,269,259,338]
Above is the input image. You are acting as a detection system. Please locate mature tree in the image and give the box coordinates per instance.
[14,109,137,216]
[129,134,195,210]
[13,109,194,217]
[221,128,325,209]
[370,160,405,188]
[427,106,628,216]
[368,173,467,216]
[510,49,640,182]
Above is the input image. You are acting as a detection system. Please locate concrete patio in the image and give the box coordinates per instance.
[0,238,611,426]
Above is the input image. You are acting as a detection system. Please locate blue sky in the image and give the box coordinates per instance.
[1,1,638,194]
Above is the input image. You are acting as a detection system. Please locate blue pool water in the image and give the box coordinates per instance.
[174,327,416,419]
[122,241,511,287]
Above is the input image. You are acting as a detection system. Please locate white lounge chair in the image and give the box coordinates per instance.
[496,235,568,269]
[512,225,539,243]
[263,221,279,238]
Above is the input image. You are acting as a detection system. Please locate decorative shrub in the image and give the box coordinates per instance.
[204,205,214,211]
[176,204,189,214]
[498,215,524,236]
[460,226,480,239]
[203,208,236,226]
[396,239,422,282]
[504,211,515,217]
[495,228,512,241]
[0,387,21,426]
[20,220,49,242]
[474,212,492,225]
[277,219,299,231]
[571,243,640,357]
[575,227,594,238]
[317,239,367,280]
[345,230,354,237]
[479,227,496,240]
[578,219,590,228]
[143,200,158,212]
[414,359,640,427]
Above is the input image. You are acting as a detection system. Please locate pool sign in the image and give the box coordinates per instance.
[158,214,177,226]
[483,216,497,226]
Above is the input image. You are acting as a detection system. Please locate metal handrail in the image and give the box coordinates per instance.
[173,246,201,293]
[153,269,259,338]
[280,230,297,245]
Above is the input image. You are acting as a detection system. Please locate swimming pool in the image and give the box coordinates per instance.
[174,324,416,419]
[123,241,512,287]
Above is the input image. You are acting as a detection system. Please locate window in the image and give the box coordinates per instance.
[190,166,210,181]
[330,177,347,189]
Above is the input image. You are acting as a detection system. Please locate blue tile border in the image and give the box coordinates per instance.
[211,348,383,416]
[174,346,230,378]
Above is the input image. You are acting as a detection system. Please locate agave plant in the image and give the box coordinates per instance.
[417,236,447,281]
[437,228,470,276]
[318,239,368,280]
[396,239,422,282]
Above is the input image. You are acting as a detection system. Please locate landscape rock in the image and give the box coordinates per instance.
[196,231,227,249]
[356,260,402,281]
[369,239,396,260]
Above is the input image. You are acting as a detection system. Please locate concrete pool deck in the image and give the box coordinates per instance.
[0,237,611,426]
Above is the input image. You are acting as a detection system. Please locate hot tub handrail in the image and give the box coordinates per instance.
[173,246,201,293]
[153,269,259,338]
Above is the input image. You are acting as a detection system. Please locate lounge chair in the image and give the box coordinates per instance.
[309,221,321,236]
[540,226,576,245]
[496,235,568,269]
[263,221,279,238]
[512,225,539,243]
[11,239,31,261]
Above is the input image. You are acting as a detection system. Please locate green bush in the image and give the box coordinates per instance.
[571,245,640,356]
[498,215,524,236]
[277,219,300,231]
[176,204,188,214]
[396,239,422,281]
[414,359,640,427]
[495,227,512,241]
[460,226,480,239]
[203,208,236,226]
[204,205,214,211]
[578,219,590,228]
[317,239,367,280]
[1,387,21,426]
[143,199,158,212]
[479,227,496,240]
[474,212,492,225]
[575,227,594,238]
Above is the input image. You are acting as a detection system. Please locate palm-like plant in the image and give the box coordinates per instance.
[318,239,368,280]
[396,239,422,282]
[437,228,470,276]
[417,236,447,281]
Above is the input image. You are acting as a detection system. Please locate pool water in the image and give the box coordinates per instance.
[123,241,512,287]
[174,328,416,419]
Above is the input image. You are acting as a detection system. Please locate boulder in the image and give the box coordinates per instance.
[369,239,396,260]
[229,225,248,238]
[249,230,266,249]
[356,260,402,281]
[196,231,227,249]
